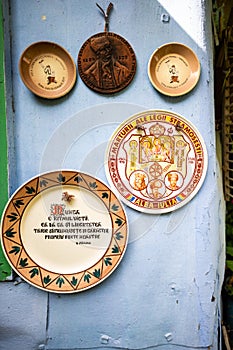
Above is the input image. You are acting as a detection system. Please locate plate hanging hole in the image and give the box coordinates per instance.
[161,13,170,23]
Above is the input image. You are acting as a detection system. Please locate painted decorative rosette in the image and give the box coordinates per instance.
[105,110,208,213]
[0,171,128,293]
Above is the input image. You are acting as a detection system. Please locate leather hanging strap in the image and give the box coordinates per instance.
[96,2,113,32]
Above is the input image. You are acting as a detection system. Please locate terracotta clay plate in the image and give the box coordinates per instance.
[105,110,207,214]
[0,170,128,293]
[19,41,77,99]
[148,43,200,97]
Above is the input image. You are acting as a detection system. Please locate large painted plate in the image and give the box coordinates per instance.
[1,171,128,293]
[105,110,208,214]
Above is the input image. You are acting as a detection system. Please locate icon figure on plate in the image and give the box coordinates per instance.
[106,110,207,213]
[39,61,57,85]
[124,122,188,201]
[169,64,179,83]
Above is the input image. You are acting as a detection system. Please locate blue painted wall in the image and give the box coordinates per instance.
[0,1,225,349]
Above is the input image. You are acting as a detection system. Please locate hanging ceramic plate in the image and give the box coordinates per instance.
[19,41,77,99]
[105,110,208,214]
[0,170,128,293]
[148,43,200,96]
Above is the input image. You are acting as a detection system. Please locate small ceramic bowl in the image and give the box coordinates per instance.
[19,41,77,99]
[148,42,200,97]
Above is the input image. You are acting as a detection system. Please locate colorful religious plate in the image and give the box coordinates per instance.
[77,3,136,94]
[0,171,128,293]
[148,43,200,96]
[19,41,77,99]
[105,110,208,214]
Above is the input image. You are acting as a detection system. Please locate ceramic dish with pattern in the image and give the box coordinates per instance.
[1,170,128,293]
[105,110,207,213]
[19,41,77,99]
[148,43,200,96]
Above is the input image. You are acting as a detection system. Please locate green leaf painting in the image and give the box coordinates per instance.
[5,228,16,238]
[74,176,83,183]
[102,192,109,199]
[84,273,91,283]
[115,218,122,226]
[44,275,51,284]
[111,204,119,211]
[40,179,48,187]
[56,277,65,288]
[89,182,97,189]
[71,276,78,286]
[14,199,24,209]
[29,268,39,278]
[92,269,101,278]
[112,245,119,254]
[25,186,36,194]
[6,212,18,222]
[9,246,20,255]
[19,258,28,267]
[104,257,112,266]
[115,232,123,240]
[57,174,65,183]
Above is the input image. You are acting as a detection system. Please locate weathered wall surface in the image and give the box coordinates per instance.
[0,1,225,350]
